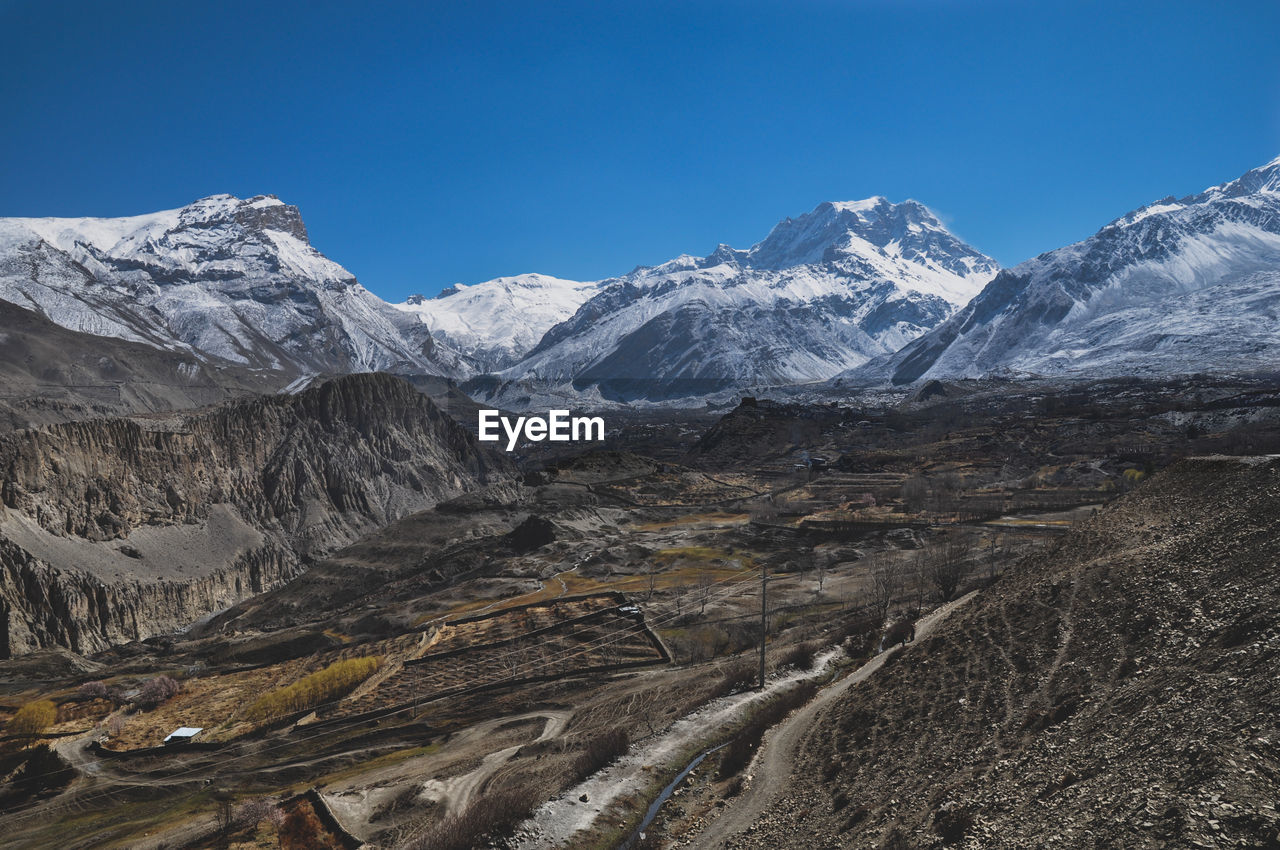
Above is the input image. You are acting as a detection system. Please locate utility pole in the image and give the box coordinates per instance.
[758,561,768,691]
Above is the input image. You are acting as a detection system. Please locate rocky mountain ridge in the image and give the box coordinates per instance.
[726,455,1280,848]
[0,194,469,381]
[489,198,998,401]
[854,155,1280,385]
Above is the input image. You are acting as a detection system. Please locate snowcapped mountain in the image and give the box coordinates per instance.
[394,273,599,370]
[493,198,998,401]
[855,155,1280,386]
[0,195,468,379]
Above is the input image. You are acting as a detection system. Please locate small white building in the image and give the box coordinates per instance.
[163,726,203,745]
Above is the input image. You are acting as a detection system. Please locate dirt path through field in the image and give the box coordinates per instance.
[422,710,570,816]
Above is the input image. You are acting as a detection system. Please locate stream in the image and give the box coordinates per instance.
[617,742,728,849]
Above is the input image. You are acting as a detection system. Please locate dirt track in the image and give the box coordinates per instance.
[689,593,977,848]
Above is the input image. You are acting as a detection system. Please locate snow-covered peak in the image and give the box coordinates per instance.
[395,273,600,369]
[826,196,890,213]
[743,198,997,296]
[858,154,1280,386]
[497,196,999,401]
[3,194,310,260]
[1188,154,1280,202]
[0,195,466,378]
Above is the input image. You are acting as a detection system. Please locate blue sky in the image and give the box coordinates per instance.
[1,0,1278,301]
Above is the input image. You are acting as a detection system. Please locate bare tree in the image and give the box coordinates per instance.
[749,497,777,523]
[901,475,929,513]
[869,552,904,625]
[135,675,181,709]
[213,790,236,847]
[697,573,715,615]
[930,531,973,602]
[644,562,659,601]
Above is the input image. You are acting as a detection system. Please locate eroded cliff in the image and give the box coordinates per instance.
[0,373,508,656]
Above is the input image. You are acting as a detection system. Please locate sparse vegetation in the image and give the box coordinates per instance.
[927,531,972,602]
[716,658,759,696]
[279,806,341,850]
[135,675,181,709]
[77,680,111,700]
[572,728,630,782]
[779,640,818,671]
[7,699,57,736]
[245,656,382,721]
[718,681,818,779]
[401,787,539,850]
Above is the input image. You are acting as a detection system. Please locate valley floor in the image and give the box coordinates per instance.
[2,373,1280,849]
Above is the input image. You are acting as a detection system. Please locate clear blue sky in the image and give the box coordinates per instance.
[1,0,1278,301]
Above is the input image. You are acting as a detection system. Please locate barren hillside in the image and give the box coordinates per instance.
[724,456,1280,849]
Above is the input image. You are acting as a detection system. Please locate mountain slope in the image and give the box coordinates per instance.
[856,155,1280,385]
[0,298,281,431]
[0,373,511,657]
[0,195,468,379]
[494,198,998,401]
[395,273,600,369]
[728,456,1280,849]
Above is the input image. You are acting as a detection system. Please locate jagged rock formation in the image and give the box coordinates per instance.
[732,456,1280,848]
[0,373,510,657]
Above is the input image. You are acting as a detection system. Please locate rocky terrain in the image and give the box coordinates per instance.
[0,373,510,657]
[1,372,1277,849]
[711,456,1280,848]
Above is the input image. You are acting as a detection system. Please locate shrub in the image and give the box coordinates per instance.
[779,641,818,671]
[78,681,110,700]
[245,656,381,721]
[279,807,341,850]
[718,681,818,779]
[3,745,75,804]
[8,700,57,736]
[714,659,758,697]
[135,676,181,709]
[234,797,278,828]
[402,787,539,850]
[571,728,629,782]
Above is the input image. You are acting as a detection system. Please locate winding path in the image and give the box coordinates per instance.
[421,710,571,816]
[690,592,977,848]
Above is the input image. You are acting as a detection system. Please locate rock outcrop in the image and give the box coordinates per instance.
[0,373,510,656]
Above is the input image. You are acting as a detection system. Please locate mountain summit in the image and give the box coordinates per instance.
[493,198,998,401]
[394,273,601,370]
[0,195,467,379]
[853,155,1280,385]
